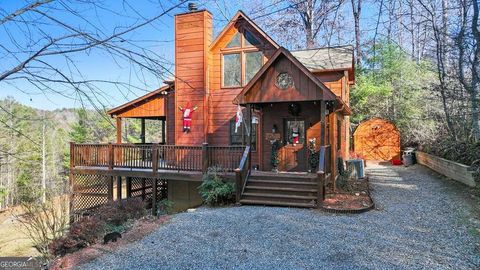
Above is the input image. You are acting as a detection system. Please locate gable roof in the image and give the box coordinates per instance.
[210,10,280,50]
[107,84,173,117]
[291,45,354,72]
[235,47,338,104]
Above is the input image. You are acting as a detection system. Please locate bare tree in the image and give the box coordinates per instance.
[351,0,362,65]
[0,0,186,112]
[455,0,480,141]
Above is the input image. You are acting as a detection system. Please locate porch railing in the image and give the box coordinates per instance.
[71,143,246,173]
[316,145,331,206]
[234,145,251,203]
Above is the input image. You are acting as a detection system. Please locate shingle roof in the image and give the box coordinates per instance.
[291,45,354,71]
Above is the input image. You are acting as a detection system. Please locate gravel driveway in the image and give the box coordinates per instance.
[77,163,480,270]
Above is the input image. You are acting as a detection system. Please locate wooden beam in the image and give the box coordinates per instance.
[116,117,122,143]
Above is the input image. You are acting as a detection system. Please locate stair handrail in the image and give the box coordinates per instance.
[316,145,330,207]
[235,145,251,203]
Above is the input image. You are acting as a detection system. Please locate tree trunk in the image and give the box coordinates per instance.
[351,0,362,66]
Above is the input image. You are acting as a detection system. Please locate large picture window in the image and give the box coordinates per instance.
[223,53,241,87]
[229,120,257,151]
[221,28,264,88]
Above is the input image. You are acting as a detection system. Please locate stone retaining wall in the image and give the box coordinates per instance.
[416,151,476,187]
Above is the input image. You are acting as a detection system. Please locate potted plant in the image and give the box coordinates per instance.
[270,140,280,172]
[308,138,318,172]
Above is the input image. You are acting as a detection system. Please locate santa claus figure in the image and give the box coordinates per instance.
[179,102,198,133]
[292,126,300,145]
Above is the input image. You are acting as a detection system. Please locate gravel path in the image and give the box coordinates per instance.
[77,163,480,270]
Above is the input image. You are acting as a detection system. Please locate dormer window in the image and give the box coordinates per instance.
[222,28,264,88]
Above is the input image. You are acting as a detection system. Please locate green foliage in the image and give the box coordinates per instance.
[270,140,280,169]
[157,199,174,215]
[0,186,7,201]
[351,41,438,146]
[198,166,235,206]
[307,138,318,172]
[49,197,147,257]
[69,109,90,143]
[95,197,146,226]
[16,172,40,203]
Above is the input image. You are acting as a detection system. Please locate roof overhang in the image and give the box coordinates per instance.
[210,10,280,51]
[234,47,338,105]
[107,84,173,118]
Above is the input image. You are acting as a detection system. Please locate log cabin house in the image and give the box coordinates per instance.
[69,6,354,215]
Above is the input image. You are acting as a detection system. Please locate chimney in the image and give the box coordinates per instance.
[174,7,212,145]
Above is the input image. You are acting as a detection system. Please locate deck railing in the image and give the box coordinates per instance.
[71,143,246,173]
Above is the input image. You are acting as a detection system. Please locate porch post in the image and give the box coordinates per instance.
[246,104,252,170]
[320,101,326,146]
[116,117,122,143]
[161,119,166,144]
[140,118,146,144]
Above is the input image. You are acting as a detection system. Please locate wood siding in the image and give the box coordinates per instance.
[175,10,212,145]
[207,17,277,166]
[244,55,325,104]
[114,96,165,118]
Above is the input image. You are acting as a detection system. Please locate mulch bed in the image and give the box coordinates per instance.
[322,177,375,214]
[322,193,374,214]
[49,215,170,270]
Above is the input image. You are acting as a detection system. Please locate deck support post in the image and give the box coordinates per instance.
[69,142,75,224]
[126,177,132,198]
[116,176,122,201]
[152,178,158,216]
[202,143,209,174]
[141,179,146,200]
[108,176,114,202]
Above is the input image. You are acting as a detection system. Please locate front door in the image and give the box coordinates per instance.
[280,119,306,171]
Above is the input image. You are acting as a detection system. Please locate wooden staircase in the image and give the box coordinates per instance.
[239,172,319,208]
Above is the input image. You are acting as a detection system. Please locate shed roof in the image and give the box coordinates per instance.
[291,45,354,72]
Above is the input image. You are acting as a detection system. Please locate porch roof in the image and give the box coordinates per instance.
[234,47,338,105]
[107,84,173,119]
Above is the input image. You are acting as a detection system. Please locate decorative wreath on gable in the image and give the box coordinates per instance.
[288,102,301,116]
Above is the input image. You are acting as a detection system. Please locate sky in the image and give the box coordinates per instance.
[0,0,376,110]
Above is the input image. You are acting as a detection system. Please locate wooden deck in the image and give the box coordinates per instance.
[70,143,245,180]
